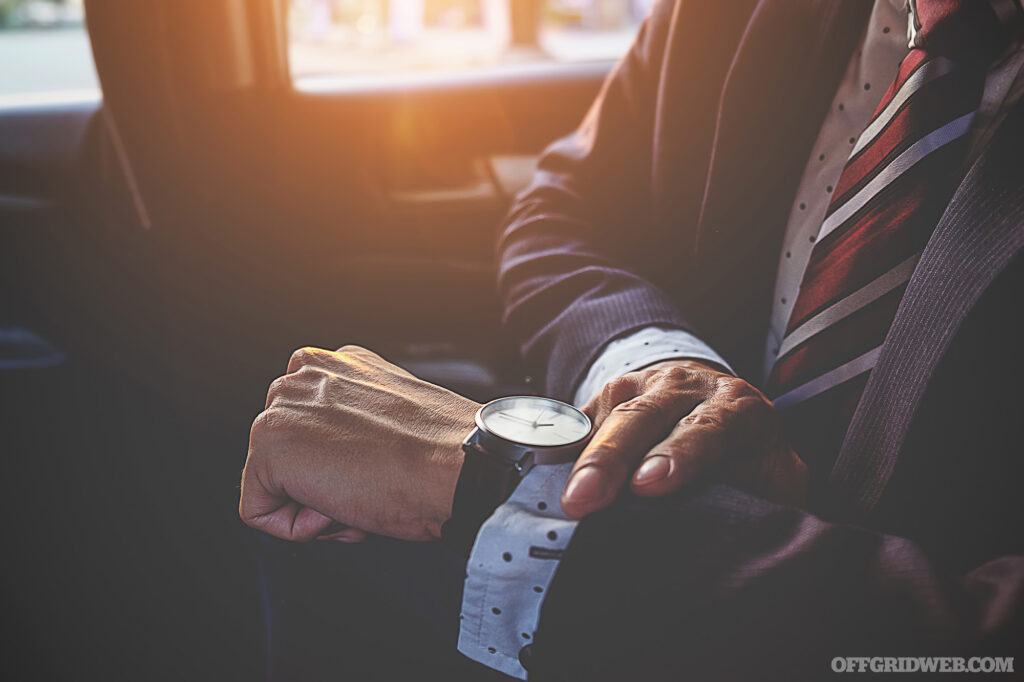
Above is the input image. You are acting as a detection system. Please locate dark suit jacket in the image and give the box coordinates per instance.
[497,1,1024,679]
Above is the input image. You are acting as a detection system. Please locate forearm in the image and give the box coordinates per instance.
[497,2,689,400]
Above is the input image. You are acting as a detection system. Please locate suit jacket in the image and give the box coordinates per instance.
[496,1,1024,679]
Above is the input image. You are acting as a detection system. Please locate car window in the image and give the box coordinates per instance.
[0,0,99,105]
[289,0,651,85]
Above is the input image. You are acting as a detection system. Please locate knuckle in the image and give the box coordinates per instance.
[250,407,290,439]
[601,376,635,404]
[294,363,326,380]
[657,364,694,384]
[715,375,760,401]
[728,391,777,434]
[652,363,716,399]
[267,375,289,397]
[289,346,318,368]
[612,396,665,419]
[714,374,744,393]
[734,394,769,415]
[679,411,725,430]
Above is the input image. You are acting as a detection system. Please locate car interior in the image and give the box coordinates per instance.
[1,0,619,678]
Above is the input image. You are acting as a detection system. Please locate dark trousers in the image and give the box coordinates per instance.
[249,530,512,681]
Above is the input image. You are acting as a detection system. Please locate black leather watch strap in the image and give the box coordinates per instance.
[441,439,523,556]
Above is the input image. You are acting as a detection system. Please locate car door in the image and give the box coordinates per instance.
[1,1,643,678]
[79,0,642,416]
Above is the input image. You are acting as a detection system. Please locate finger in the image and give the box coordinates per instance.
[243,497,336,542]
[562,391,702,518]
[313,519,351,537]
[319,524,372,540]
[239,456,335,542]
[312,519,368,542]
[628,386,774,497]
[287,346,330,374]
[317,527,369,543]
[629,404,731,497]
[265,373,297,409]
[265,366,325,409]
[580,373,644,428]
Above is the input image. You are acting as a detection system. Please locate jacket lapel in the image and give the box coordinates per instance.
[829,104,1024,520]
[694,0,872,252]
[679,0,873,375]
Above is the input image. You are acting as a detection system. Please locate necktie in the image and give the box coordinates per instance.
[766,0,1021,416]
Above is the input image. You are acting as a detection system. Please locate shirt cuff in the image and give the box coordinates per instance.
[457,461,576,679]
[573,326,734,407]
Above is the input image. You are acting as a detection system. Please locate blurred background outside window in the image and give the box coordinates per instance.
[0,0,98,101]
[0,0,652,99]
[290,0,653,83]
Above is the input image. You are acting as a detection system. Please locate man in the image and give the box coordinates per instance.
[241,1,1024,679]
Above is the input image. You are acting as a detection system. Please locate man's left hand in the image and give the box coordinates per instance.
[562,360,807,518]
[239,346,479,543]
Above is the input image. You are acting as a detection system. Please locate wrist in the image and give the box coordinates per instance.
[423,396,480,540]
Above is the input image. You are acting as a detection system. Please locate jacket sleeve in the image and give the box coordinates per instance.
[527,484,1024,681]
[497,0,695,402]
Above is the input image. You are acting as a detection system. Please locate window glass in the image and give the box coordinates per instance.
[289,0,651,83]
[539,0,651,62]
[0,0,100,104]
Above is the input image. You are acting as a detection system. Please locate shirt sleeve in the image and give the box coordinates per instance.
[573,326,734,406]
[457,460,575,679]
[457,326,730,678]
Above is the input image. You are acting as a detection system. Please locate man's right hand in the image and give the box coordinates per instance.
[239,345,478,543]
[561,360,807,518]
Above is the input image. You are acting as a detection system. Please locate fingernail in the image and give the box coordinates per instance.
[565,467,608,503]
[634,456,671,485]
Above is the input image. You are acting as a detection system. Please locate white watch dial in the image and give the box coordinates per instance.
[479,396,591,448]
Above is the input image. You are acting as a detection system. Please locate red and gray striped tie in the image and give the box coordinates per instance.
[766,0,1021,413]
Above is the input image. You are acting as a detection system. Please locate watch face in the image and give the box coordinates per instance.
[478,396,591,448]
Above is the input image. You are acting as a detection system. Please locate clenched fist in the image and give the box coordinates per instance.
[239,346,480,542]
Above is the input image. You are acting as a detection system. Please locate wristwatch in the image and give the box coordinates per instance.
[441,396,592,555]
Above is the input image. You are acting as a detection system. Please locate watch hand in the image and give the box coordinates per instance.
[532,410,551,428]
[496,413,537,426]
[496,413,554,428]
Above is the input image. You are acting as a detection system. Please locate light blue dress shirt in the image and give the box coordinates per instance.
[456,327,728,678]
